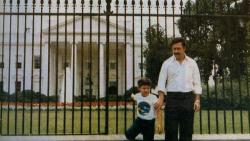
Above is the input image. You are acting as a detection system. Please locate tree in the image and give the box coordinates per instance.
[178,0,250,81]
[246,21,250,78]
[143,0,250,87]
[144,24,172,88]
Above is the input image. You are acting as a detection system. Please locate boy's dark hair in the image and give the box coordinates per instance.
[170,37,186,48]
[137,77,152,87]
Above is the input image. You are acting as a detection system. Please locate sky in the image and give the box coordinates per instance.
[0,0,190,44]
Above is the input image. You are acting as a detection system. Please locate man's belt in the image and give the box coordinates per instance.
[166,91,193,99]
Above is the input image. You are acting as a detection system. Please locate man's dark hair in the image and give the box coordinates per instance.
[138,77,152,87]
[170,37,186,48]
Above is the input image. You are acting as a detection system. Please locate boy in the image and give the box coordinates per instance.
[125,77,163,141]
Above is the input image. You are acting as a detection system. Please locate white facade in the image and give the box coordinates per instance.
[0,0,185,102]
[0,16,146,103]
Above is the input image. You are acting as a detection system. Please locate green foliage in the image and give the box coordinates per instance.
[144,1,250,84]
[0,90,58,102]
[144,24,172,87]
[99,95,132,101]
[247,21,250,67]
[74,87,137,102]
[201,96,250,110]
[0,91,8,101]
[74,95,96,102]
[178,0,250,81]
[124,86,139,96]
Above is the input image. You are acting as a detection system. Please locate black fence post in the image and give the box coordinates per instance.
[105,0,112,135]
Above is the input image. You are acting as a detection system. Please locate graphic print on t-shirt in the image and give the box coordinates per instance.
[138,101,151,116]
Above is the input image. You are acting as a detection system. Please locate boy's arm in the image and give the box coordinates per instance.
[131,93,135,100]
[131,93,136,101]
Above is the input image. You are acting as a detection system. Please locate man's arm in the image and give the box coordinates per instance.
[195,94,200,101]
[194,94,200,112]
[155,62,168,110]
[155,91,164,111]
[193,62,202,112]
[156,108,163,134]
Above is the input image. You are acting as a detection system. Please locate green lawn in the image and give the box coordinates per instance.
[0,110,250,135]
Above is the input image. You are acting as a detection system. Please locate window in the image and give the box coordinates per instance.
[0,81,3,92]
[85,89,93,97]
[88,62,91,69]
[34,56,41,69]
[15,81,21,93]
[86,61,92,69]
[109,81,117,86]
[109,81,118,95]
[64,62,70,68]
[110,62,116,70]
[85,74,93,85]
[16,62,22,69]
[138,63,145,70]
[0,62,4,68]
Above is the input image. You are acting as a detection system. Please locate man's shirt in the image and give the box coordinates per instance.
[157,55,202,95]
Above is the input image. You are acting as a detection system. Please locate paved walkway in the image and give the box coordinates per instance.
[1,134,250,141]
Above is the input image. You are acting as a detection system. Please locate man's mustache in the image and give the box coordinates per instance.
[174,53,180,55]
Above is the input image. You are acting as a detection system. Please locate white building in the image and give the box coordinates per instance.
[0,0,182,102]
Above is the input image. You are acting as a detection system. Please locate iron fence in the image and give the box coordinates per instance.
[0,0,250,135]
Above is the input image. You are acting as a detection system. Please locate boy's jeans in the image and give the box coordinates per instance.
[125,117,155,141]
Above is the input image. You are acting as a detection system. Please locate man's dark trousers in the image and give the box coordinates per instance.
[165,92,195,141]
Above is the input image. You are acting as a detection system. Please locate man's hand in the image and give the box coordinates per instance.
[194,94,200,112]
[156,108,163,134]
[155,99,163,111]
[194,100,200,112]
[155,92,164,111]
[156,123,163,134]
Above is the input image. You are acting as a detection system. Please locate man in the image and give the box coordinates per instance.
[155,37,202,141]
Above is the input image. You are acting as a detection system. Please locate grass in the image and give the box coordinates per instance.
[0,110,250,135]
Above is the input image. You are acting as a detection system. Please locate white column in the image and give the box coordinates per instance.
[126,43,133,90]
[42,42,49,96]
[99,43,106,98]
[60,44,73,103]
[74,43,79,96]
[49,44,55,96]
[69,43,77,103]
